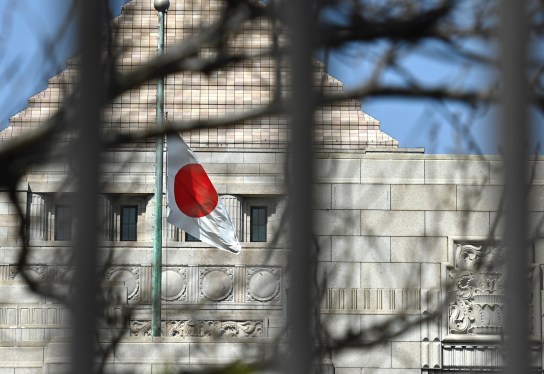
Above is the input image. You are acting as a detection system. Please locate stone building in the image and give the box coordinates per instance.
[0,0,543,373]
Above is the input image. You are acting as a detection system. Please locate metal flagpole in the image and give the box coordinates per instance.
[151,0,170,337]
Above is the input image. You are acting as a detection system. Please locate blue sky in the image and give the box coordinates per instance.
[324,39,508,154]
[0,0,541,154]
[0,0,126,128]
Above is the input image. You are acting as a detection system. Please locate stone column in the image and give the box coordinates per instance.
[98,195,113,240]
[29,193,47,240]
[220,195,243,240]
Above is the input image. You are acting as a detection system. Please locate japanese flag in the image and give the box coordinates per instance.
[166,133,241,254]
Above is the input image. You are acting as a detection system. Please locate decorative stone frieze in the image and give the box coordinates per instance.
[129,319,263,337]
[448,244,505,336]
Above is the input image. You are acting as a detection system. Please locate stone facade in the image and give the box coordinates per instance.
[2,149,543,373]
[1,0,543,373]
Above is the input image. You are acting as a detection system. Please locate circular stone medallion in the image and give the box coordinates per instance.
[201,270,232,301]
[108,269,138,300]
[161,270,186,301]
[248,270,279,301]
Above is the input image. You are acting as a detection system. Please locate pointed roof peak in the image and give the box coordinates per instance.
[2,0,398,150]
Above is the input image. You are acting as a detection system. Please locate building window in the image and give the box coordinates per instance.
[242,197,285,243]
[120,205,138,241]
[54,205,72,241]
[112,195,147,242]
[250,206,267,242]
[185,232,201,242]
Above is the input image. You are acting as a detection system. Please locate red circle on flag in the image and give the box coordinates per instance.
[174,164,218,218]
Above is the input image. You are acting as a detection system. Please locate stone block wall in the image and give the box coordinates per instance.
[316,153,544,373]
[0,150,543,372]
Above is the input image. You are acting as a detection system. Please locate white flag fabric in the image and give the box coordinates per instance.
[166,133,241,254]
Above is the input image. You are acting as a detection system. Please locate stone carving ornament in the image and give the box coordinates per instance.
[9,265,47,281]
[104,266,140,301]
[246,267,281,302]
[129,320,152,336]
[161,267,187,301]
[200,267,234,301]
[448,244,504,335]
[129,319,263,337]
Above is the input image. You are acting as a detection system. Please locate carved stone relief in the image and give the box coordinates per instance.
[161,267,187,301]
[7,265,77,283]
[200,267,234,301]
[129,319,263,337]
[448,244,505,336]
[246,267,281,302]
[104,266,140,301]
[9,265,48,282]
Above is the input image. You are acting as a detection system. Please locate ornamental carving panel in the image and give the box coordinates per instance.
[199,267,234,301]
[246,267,281,302]
[104,266,140,301]
[161,267,187,301]
[129,319,263,337]
[9,265,47,281]
[448,244,505,335]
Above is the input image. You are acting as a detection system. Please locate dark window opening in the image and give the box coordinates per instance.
[250,206,267,242]
[185,232,201,242]
[120,205,138,241]
[55,205,72,241]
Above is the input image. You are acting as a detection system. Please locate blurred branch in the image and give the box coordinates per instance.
[317,0,454,46]
[0,0,542,372]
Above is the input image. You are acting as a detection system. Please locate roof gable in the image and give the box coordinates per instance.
[2,0,398,150]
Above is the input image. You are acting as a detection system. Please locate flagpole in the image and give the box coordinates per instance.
[151,0,169,337]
